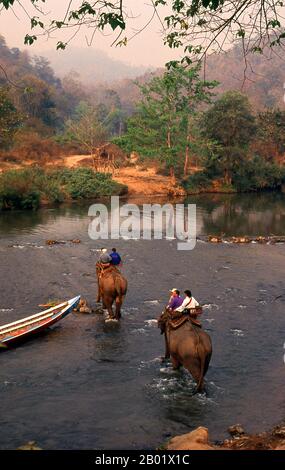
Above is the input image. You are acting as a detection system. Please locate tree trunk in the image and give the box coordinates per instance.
[169,166,176,185]
[184,145,190,176]
[167,129,171,149]
[91,152,96,172]
[184,119,192,176]
[224,169,232,185]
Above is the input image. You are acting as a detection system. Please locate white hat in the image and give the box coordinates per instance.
[169,288,178,293]
[101,248,108,253]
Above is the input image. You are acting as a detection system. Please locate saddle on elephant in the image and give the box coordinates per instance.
[168,306,203,329]
[96,262,120,279]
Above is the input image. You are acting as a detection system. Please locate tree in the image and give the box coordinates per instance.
[0,1,283,63]
[119,64,216,179]
[172,65,217,175]
[253,109,285,162]
[0,86,22,149]
[95,89,125,136]
[13,75,59,130]
[202,91,256,184]
[33,56,61,89]
[65,106,108,165]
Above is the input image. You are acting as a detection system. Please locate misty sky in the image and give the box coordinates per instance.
[0,0,181,67]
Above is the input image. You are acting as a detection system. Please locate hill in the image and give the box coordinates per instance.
[42,46,150,84]
[203,45,285,109]
[108,45,285,111]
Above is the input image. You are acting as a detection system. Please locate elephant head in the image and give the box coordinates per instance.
[157,308,169,334]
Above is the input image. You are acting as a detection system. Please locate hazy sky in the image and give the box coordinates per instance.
[0,1,181,66]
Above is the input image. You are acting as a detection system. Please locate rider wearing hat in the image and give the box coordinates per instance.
[167,288,183,311]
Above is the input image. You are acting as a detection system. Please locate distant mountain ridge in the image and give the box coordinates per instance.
[204,45,285,109]
[108,45,285,112]
[41,46,150,84]
[1,34,284,110]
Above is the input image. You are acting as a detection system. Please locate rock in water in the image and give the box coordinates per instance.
[166,427,215,450]
[105,317,119,323]
[74,299,92,314]
[17,441,42,450]
[228,424,246,437]
[272,425,285,438]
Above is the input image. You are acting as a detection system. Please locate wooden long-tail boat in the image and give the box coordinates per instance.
[0,295,80,347]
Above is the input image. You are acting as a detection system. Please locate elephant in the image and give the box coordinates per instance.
[96,264,127,320]
[158,309,212,393]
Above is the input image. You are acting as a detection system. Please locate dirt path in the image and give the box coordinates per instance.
[112,166,186,196]
[63,155,186,196]
[0,153,187,196]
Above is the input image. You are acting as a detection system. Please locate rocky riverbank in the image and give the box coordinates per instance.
[165,424,285,450]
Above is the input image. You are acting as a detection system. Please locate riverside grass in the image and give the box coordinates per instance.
[0,167,127,210]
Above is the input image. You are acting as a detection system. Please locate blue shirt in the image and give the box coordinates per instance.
[109,252,122,265]
[168,296,183,310]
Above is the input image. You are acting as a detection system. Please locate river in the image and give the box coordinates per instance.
[0,193,285,449]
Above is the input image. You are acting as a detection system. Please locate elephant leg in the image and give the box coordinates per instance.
[103,297,115,319]
[183,356,204,393]
[203,353,212,377]
[115,296,122,320]
[96,277,101,303]
[164,334,170,359]
[171,355,181,370]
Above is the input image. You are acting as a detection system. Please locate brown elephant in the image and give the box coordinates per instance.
[158,309,212,393]
[96,264,127,320]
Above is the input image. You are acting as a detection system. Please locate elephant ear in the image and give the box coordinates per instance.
[157,314,166,334]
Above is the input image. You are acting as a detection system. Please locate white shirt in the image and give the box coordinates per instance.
[175,296,199,312]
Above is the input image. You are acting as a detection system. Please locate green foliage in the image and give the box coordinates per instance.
[254,109,285,160]
[201,91,256,183]
[0,169,41,210]
[182,171,213,193]
[232,156,285,192]
[0,167,126,210]
[183,156,285,194]
[118,64,217,174]
[0,86,22,149]
[0,1,284,68]
[51,167,126,199]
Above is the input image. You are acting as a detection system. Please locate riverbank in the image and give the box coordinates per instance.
[165,423,285,450]
[0,167,127,210]
[1,154,285,199]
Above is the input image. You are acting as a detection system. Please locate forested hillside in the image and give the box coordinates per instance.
[1,34,285,203]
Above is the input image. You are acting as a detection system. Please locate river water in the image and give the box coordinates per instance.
[0,193,285,449]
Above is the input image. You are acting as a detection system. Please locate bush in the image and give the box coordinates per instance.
[232,156,285,192]
[0,167,127,210]
[182,171,213,192]
[0,169,41,210]
[62,168,127,199]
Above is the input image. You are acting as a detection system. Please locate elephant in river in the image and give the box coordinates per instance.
[96,264,127,320]
[157,309,212,393]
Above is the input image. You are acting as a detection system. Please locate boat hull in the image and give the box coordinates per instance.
[0,296,80,347]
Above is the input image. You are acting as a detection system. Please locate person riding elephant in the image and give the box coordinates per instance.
[96,248,127,320]
[174,289,202,326]
[109,248,122,267]
[167,288,183,312]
